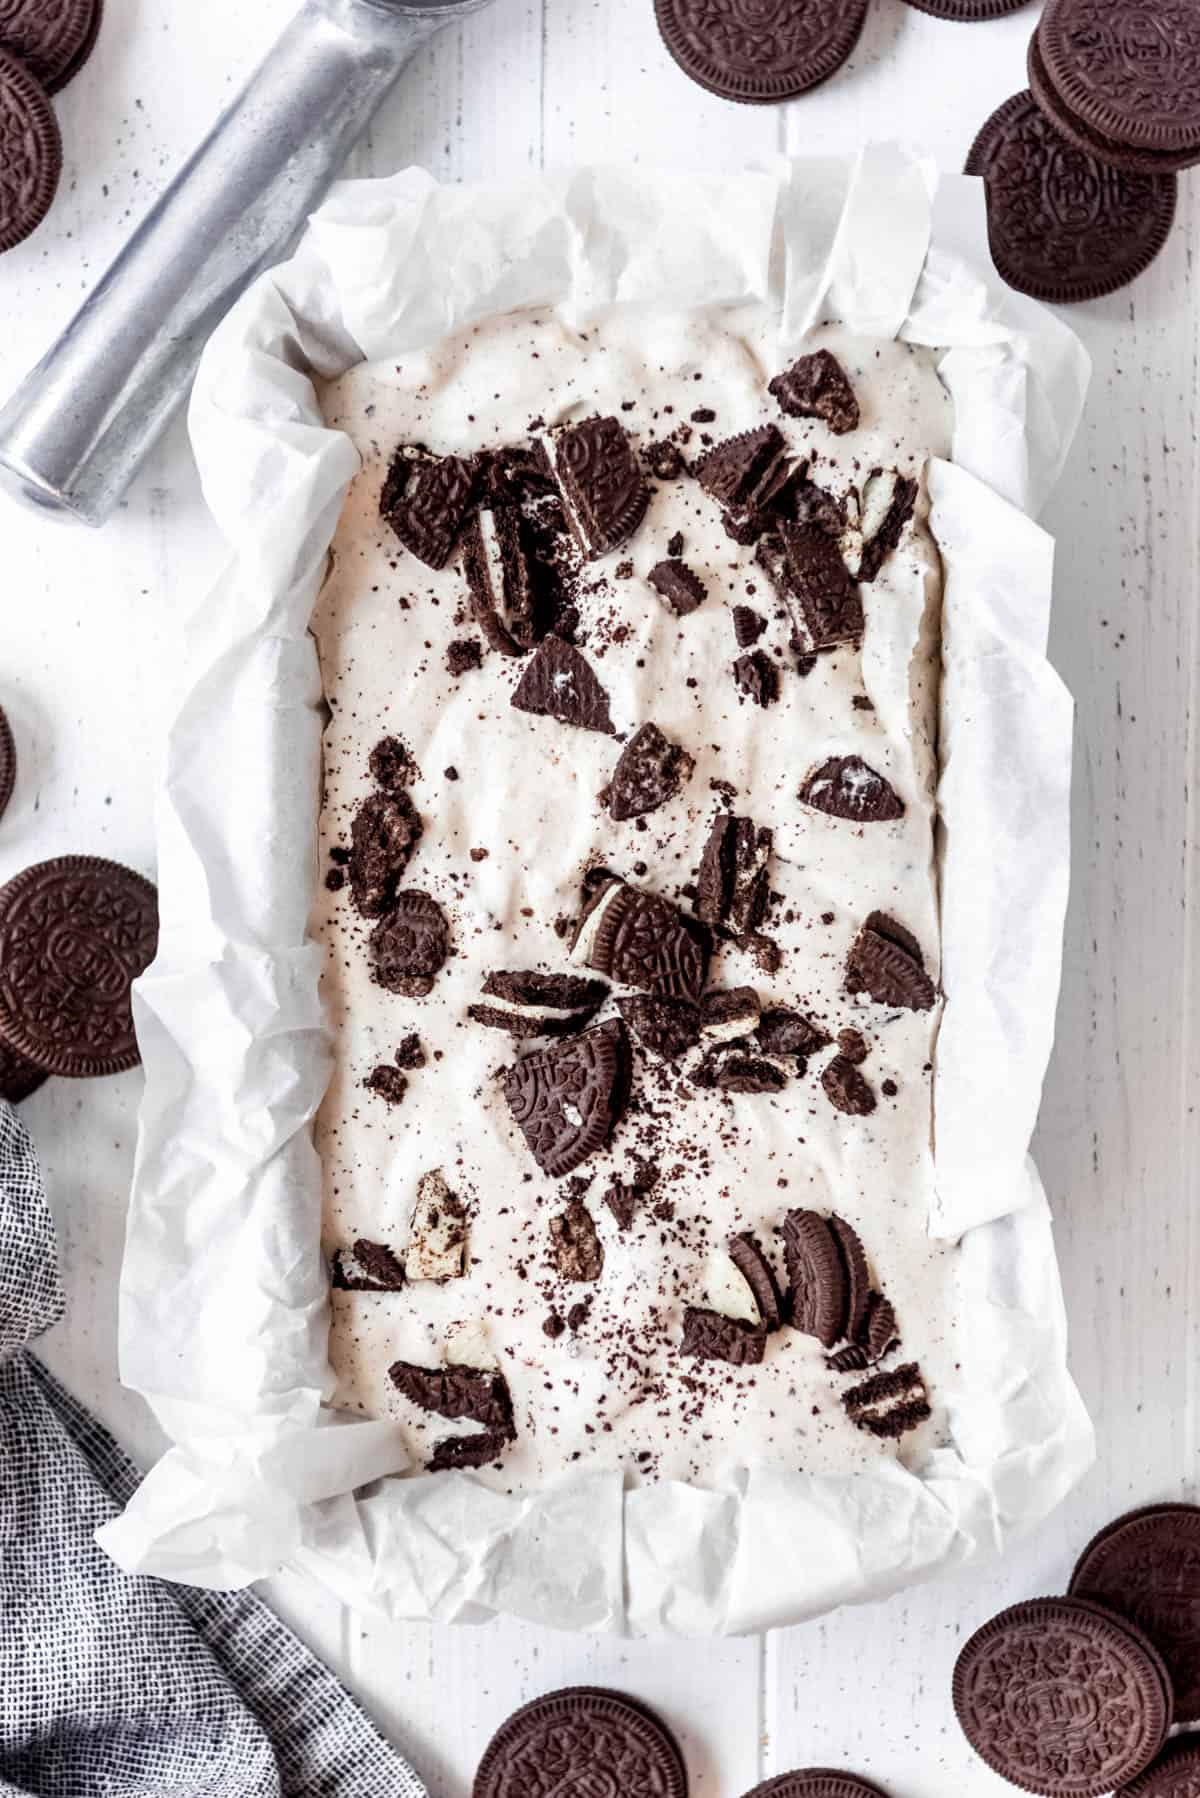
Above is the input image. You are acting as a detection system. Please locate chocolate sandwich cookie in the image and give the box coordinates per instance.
[1027,28,1200,175]
[380,445,477,570]
[846,912,936,1012]
[0,0,102,93]
[739,1774,892,1798]
[655,0,869,105]
[502,1019,630,1178]
[769,350,860,433]
[953,1597,1174,1797]
[0,705,15,820]
[469,970,608,1040]
[1122,1735,1200,1797]
[681,1304,768,1365]
[1040,0,1200,157]
[574,876,710,1004]
[965,92,1177,304]
[603,722,694,821]
[474,1688,687,1798]
[696,425,793,543]
[0,49,61,256]
[0,856,158,1078]
[900,0,1029,20]
[539,416,648,559]
[461,502,542,656]
[1071,1503,1200,1720]
[331,1239,407,1292]
[799,757,904,823]
[842,1360,929,1439]
[511,634,616,735]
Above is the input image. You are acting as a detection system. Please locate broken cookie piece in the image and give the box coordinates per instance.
[539,416,649,559]
[843,1362,931,1440]
[691,1047,787,1095]
[728,1232,785,1331]
[461,502,542,656]
[648,559,706,616]
[549,1197,604,1283]
[681,1306,768,1367]
[847,912,936,1012]
[574,876,710,1004]
[427,1431,511,1473]
[733,649,780,708]
[695,425,793,544]
[364,1064,408,1107]
[469,970,608,1040]
[389,1360,516,1442]
[331,1238,407,1292]
[756,1008,831,1065]
[368,735,418,792]
[380,445,477,569]
[822,1054,877,1117]
[696,814,773,938]
[405,1169,468,1283]
[511,634,616,735]
[768,350,860,436]
[799,757,905,824]
[369,891,450,998]
[732,605,766,647]
[858,469,918,582]
[701,987,761,1042]
[781,1211,848,1350]
[502,1020,630,1178]
[617,993,701,1061]
[603,722,694,821]
[348,790,423,919]
[758,522,863,653]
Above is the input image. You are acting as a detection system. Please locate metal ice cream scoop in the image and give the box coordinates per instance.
[0,0,495,526]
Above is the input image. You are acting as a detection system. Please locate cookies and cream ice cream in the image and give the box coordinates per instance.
[310,302,960,1491]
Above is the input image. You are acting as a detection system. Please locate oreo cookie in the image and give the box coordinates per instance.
[331,1239,407,1292]
[1071,1504,1200,1720]
[695,425,793,543]
[733,650,780,708]
[781,1210,849,1349]
[756,1007,831,1064]
[461,502,542,656]
[511,634,616,735]
[828,1214,871,1345]
[738,1777,892,1798]
[0,50,62,256]
[348,789,423,918]
[603,722,694,821]
[965,92,1177,304]
[857,471,919,583]
[843,1362,931,1440]
[701,987,761,1041]
[0,0,102,93]
[732,605,766,647]
[648,558,707,616]
[469,970,608,1040]
[0,856,157,1078]
[827,1292,901,1374]
[1040,0,1200,157]
[729,1232,785,1330]
[1027,26,1200,175]
[953,1597,1173,1796]
[846,912,936,1011]
[0,705,14,820]
[617,993,701,1061]
[428,1431,511,1473]
[769,351,860,434]
[799,756,905,823]
[369,891,450,998]
[681,1305,768,1365]
[696,813,773,938]
[364,1064,408,1107]
[0,1039,48,1104]
[691,1047,788,1094]
[1123,1737,1200,1797]
[539,416,649,559]
[901,0,1030,18]
[474,1689,686,1798]
[549,1196,604,1282]
[822,1054,877,1117]
[405,1169,468,1282]
[758,523,863,653]
[574,876,710,1004]
[502,1019,630,1178]
[654,0,869,105]
[380,446,477,570]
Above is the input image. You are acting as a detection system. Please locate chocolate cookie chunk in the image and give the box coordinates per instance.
[617,993,701,1061]
[648,558,707,615]
[654,0,869,105]
[428,1431,511,1473]
[695,425,793,542]
[331,1239,407,1292]
[511,634,616,735]
[902,0,1030,18]
[0,857,158,1078]
[862,1292,900,1361]
[738,1777,891,1798]
[549,1196,604,1282]
[1041,0,1200,155]
[390,1360,516,1442]
[364,1064,408,1106]
[761,522,864,652]
[604,723,694,821]
[446,639,483,678]
[696,813,773,937]
[0,1039,48,1103]
[0,50,61,255]
[1071,1505,1200,1720]
[681,1305,768,1366]
[368,735,418,791]
[847,913,936,1011]
[953,1597,1172,1796]
[540,416,649,559]
[734,650,780,708]
[0,706,14,819]
[769,350,860,434]
[380,446,477,569]
[369,891,449,997]
[461,503,540,657]
[782,1211,849,1349]
[965,92,1177,304]
[844,1362,932,1440]
[470,969,608,1040]
[800,757,905,823]
[0,0,101,93]
[822,1055,877,1117]
[406,1169,468,1282]
[692,1048,787,1095]
[701,987,761,1040]
[729,1232,785,1331]
[348,790,423,918]
[828,1215,871,1345]
[575,876,710,1004]
[732,605,766,647]
[1123,1737,1200,1797]
[474,1689,686,1798]
[857,470,919,582]
[502,1019,630,1178]
[756,1008,831,1063]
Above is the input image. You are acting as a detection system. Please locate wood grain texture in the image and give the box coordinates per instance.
[1,3,1197,1796]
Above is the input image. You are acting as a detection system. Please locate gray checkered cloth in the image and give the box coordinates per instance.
[0,1099,428,1798]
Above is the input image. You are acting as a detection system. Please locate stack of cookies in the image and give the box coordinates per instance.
[0,0,103,255]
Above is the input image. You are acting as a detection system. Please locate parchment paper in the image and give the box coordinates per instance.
[98,148,1095,1634]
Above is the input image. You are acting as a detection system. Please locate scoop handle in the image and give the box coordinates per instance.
[0,0,469,525]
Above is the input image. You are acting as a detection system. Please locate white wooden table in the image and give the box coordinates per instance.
[3,3,1198,1794]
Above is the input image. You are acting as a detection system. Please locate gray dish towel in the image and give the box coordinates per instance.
[0,1099,428,1798]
